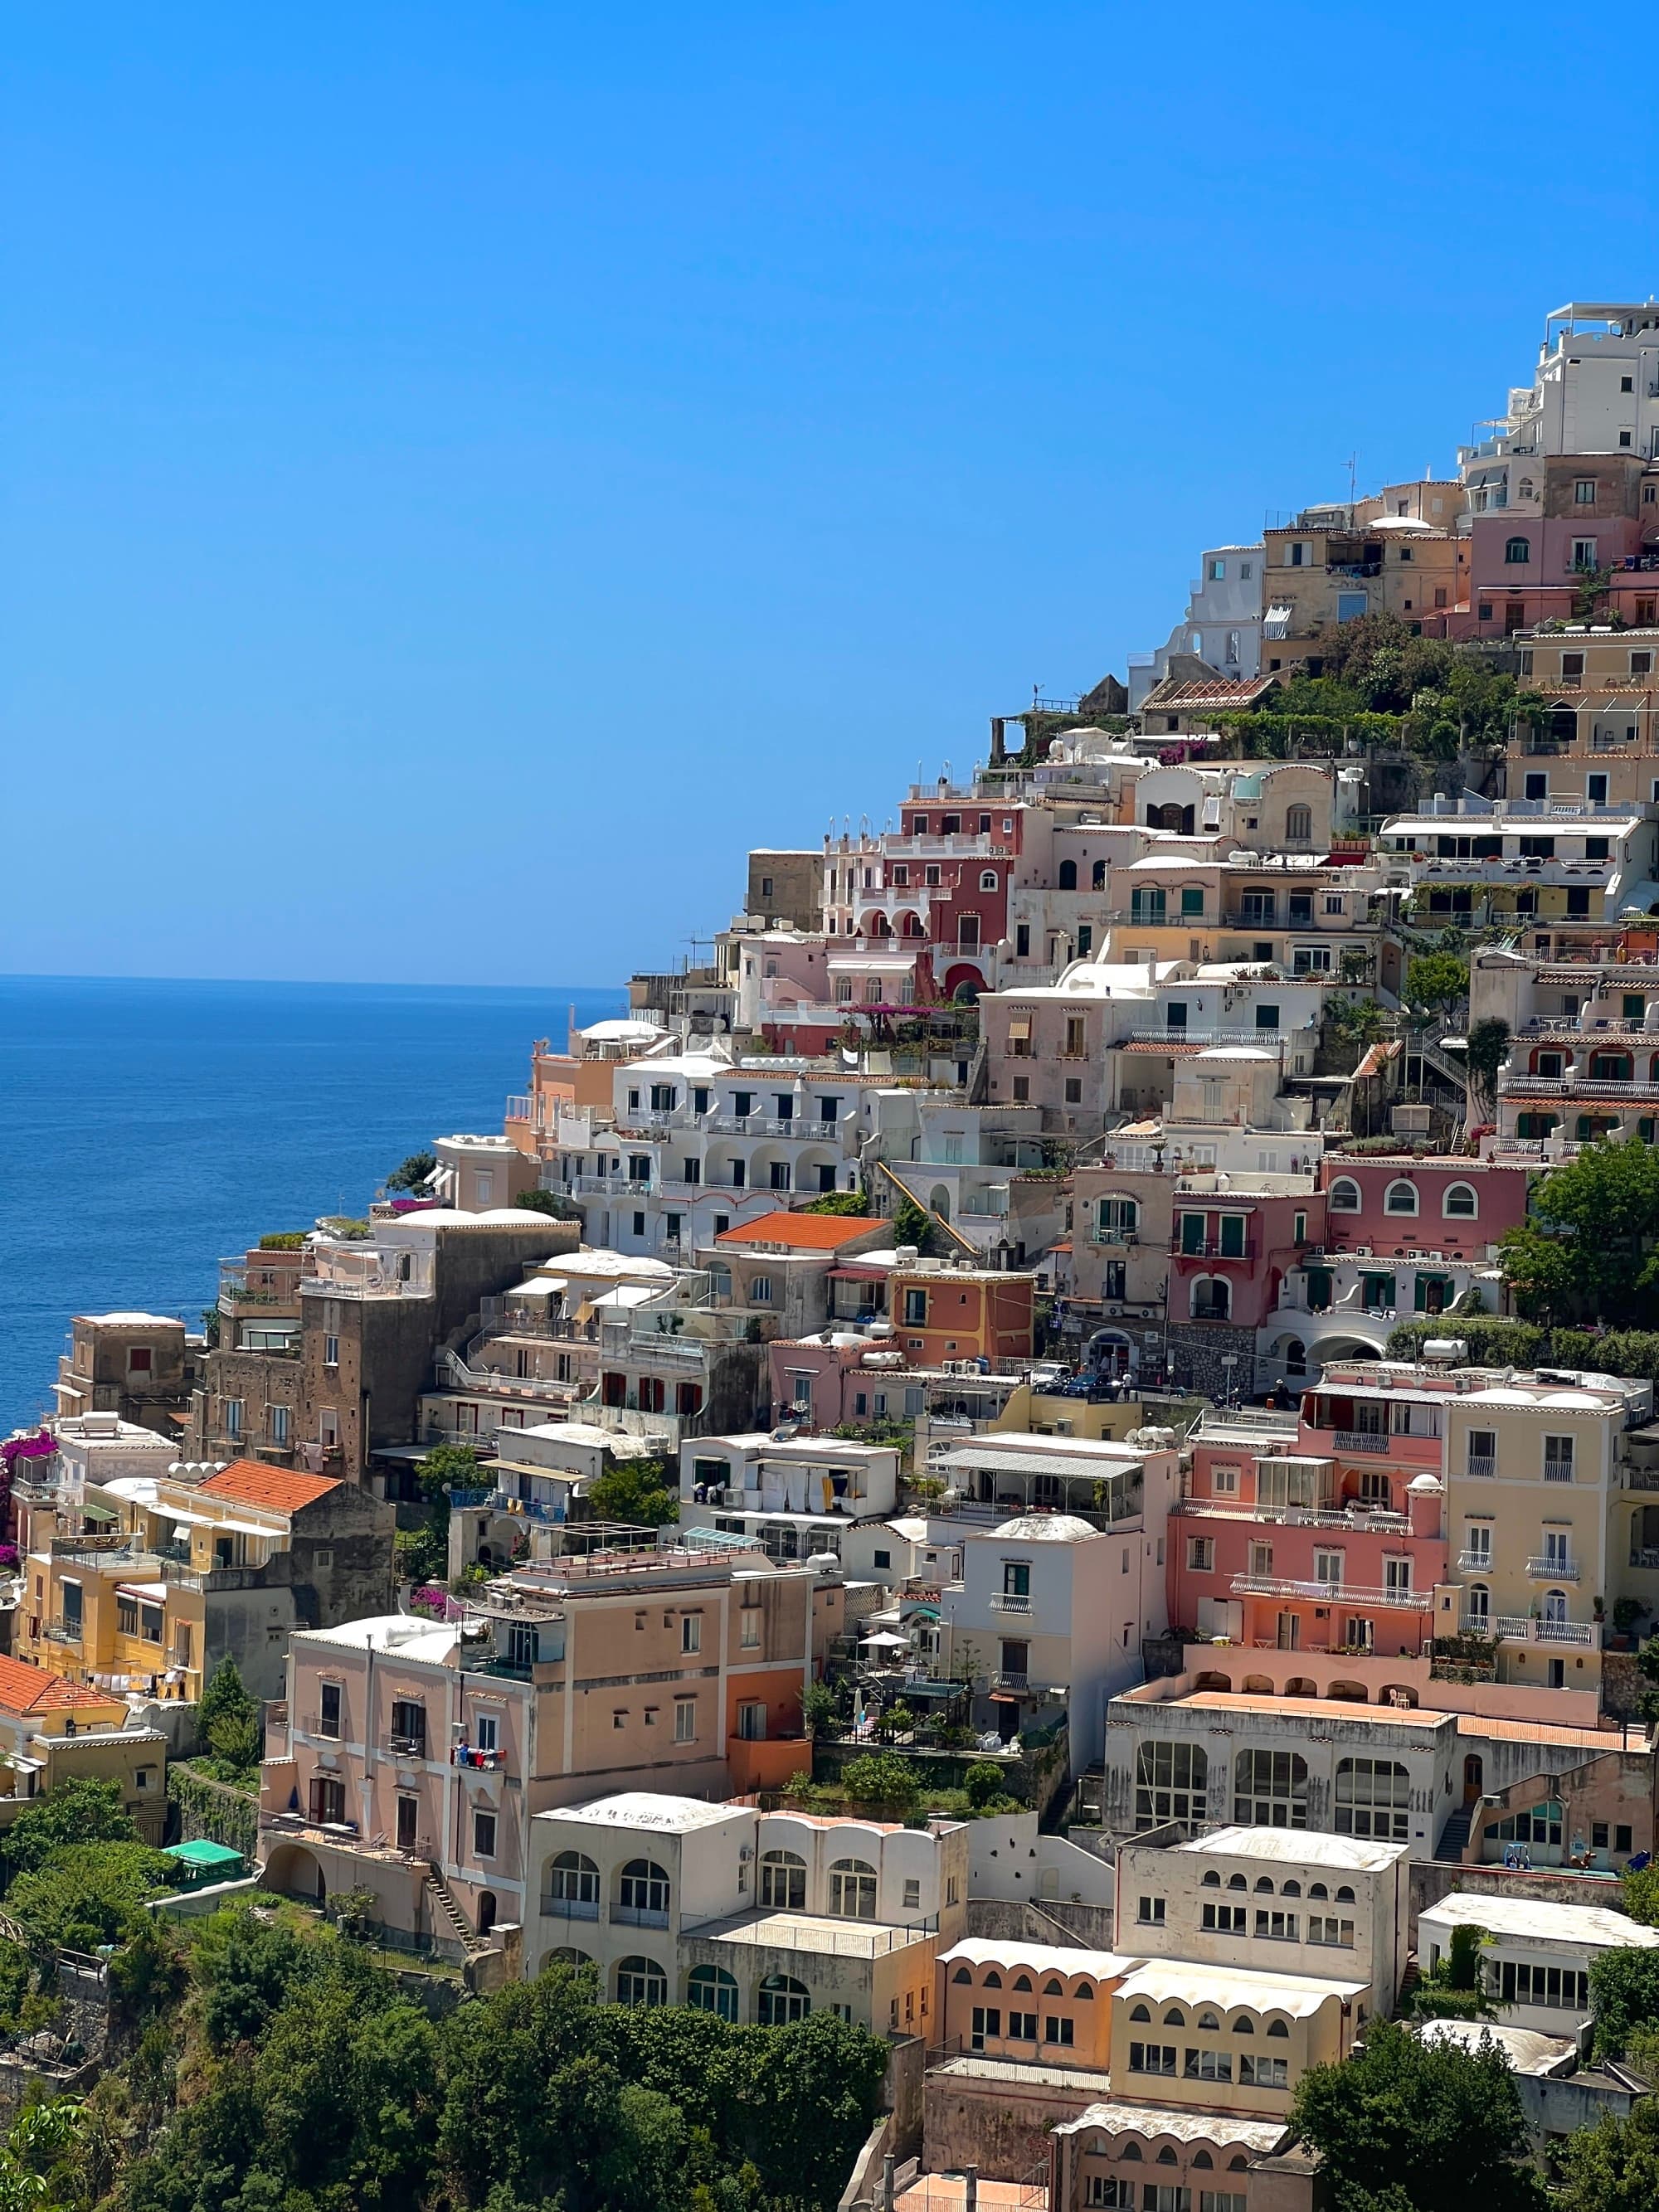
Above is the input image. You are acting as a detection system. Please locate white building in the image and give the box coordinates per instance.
[527,1791,967,2033]
[1129,542,1267,707]
[1418,1888,1659,2036]
[679,1433,907,1580]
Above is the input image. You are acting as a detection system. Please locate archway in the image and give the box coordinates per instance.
[261,1842,326,1904]
[928,1185,951,1221]
[477,1891,498,1937]
[1463,1754,1484,1806]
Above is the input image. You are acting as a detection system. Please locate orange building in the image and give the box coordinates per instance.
[892,1260,1036,1367]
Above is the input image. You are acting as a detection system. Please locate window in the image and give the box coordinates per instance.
[547,1851,599,1908]
[749,1276,773,1305]
[1185,2049,1233,2082]
[1202,1902,1248,1932]
[615,1956,668,2007]
[1308,1915,1355,1947]
[1128,2043,1178,2076]
[673,1699,696,1743]
[1574,478,1597,505]
[473,1808,497,1859]
[681,1613,701,1654]
[1384,1179,1418,1215]
[319,1682,342,1738]
[1328,1178,1360,1213]
[1233,1749,1308,1828]
[1335,1757,1410,1840]
[761,1850,806,1910]
[1003,1560,1031,1597]
[323,1333,339,1369]
[269,1406,290,1446]
[1240,2054,1289,2088]
[1044,2016,1074,2047]
[1199,2196,1246,2212]
[1254,1002,1279,1032]
[1572,537,1598,570]
[971,2005,1001,2049]
[830,1858,878,1918]
[1285,804,1312,843]
[1186,1537,1214,1572]
[1136,1743,1207,1830]
[1255,1909,1298,1941]
[1137,1895,1166,1926]
[390,1699,426,1755]
[687,1964,740,2020]
[1496,1960,1588,2013]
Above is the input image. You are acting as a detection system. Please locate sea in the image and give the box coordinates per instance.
[0,975,625,1436]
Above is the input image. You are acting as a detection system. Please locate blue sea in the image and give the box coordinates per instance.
[0,976,625,1435]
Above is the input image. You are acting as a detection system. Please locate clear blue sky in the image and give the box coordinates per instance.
[7,4,1656,988]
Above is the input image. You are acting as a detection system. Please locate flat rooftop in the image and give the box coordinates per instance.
[1121,1689,1454,1733]
[939,1939,1134,1979]
[1173,1826,1405,1874]
[1420,1891,1659,1952]
[1115,1959,1369,2018]
[687,1908,932,1959]
[538,1793,747,1835]
[1053,2100,1290,2151]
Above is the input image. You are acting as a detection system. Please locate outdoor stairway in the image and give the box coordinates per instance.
[1434,1806,1473,1863]
[1396,1953,1420,2010]
[425,1862,491,1957]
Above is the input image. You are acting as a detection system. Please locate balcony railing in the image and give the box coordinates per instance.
[989,1593,1034,1615]
[1333,1431,1390,1454]
[1466,1456,1496,1480]
[612,1902,670,1928]
[1231,1573,1433,1610]
[387,1733,428,1759]
[540,1894,601,1919]
[1172,1237,1258,1262]
[45,1620,84,1645]
[1526,1555,1580,1582]
[1494,1616,1597,1647]
[1457,1546,1494,1572]
[1632,1548,1659,1569]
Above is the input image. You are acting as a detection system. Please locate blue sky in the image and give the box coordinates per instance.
[6,3,1657,987]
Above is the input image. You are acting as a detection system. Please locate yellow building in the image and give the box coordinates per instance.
[0,1656,167,1845]
[1109,1957,1366,2119]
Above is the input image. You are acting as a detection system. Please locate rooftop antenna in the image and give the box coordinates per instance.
[1345,453,1358,508]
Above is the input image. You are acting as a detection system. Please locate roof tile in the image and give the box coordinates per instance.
[196,1460,341,1514]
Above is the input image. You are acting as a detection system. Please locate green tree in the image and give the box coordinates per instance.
[2,1776,139,1879]
[518,1186,582,1219]
[891,1196,940,1256]
[197,1655,255,1740]
[1409,1921,1496,2022]
[1621,1860,1659,1928]
[589,1458,679,1526]
[1500,1140,1659,1325]
[963,1760,1008,1811]
[7,1843,177,1952]
[1406,949,1470,1019]
[1556,2097,1659,2212]
[1589,1942,1659,2059]
[1465,1017,1512,1117]
[799,1191,870,1217]
[0,2099,86,2212]
[1292,2019,1544,2212]
[839,1753,921,1813]
[385,1150,437,1193]
[800,1680,838,1739]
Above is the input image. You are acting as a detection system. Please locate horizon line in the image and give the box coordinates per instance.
[0,969,622,994]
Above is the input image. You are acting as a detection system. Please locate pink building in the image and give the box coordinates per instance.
[1319,1155,1530,1266]
[1169,1413,1447,1660]
[1165,1178,1325,1398]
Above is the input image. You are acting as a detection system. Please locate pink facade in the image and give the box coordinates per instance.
[768,1337,915,1429]
[1169,1189,1325,1330]
[1169,1427,1447,1659]
[1319,1155,1529,1264]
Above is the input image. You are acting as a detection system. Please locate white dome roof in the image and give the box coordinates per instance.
[995,1513,1098,1543]
[1406,1472,1444,1495]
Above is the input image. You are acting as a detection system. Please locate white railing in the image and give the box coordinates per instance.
[1494,1616,1597,1646]
[990,1593,1034,1615]
[1526,1554,1581,1581]
[1231,1573,1433,1611]
[1333,1431,1390,1454]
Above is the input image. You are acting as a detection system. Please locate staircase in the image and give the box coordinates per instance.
[1434,1806,1473,1863]
[1396,1952,1421,2010]
[425,1862,491,1958]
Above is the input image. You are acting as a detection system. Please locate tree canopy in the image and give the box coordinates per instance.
[1500,1139,1659,1325]
[1290,2018,1544,2212]
[385,1151,437,1193]
[1,1777,139,1878]
[588,1458,679,1527]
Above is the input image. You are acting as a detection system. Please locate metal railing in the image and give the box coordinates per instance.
[989,1593,1034,1615]
[1494,1616,1597,1647]
[1457,1548,1494,1571]
[1526,1554,1580,1581]
[539,1894,601,1919]
[1466,1455,1497,1480]
[1231,1573,1433,1610]
[1332,1431,1390,1454]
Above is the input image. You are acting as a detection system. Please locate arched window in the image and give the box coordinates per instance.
[951,1966,972,1983]
[1193,2150,1214,2170]
[1192,1276,1230,1322]
[1384,1179,1419,1216]
[1231,2015,1256,2036]
[547,1851,600,1912]
[1309,1884,1328,1901]
[615,1955,668,2006]
[1130,2003,1152,2022]
[1073,1981,1094,2001]
[1092,860,1107,890]
[1097,1195,1139,1238]
[617,1859,670,1922]
[1335,1886,1355,1904]
[1329,1178,1361,1212]
[1013,1972,1034,1991]
[1335,1757,1411,1841]
[1121,2145,1143,2163]
[1286,804,1312,843]
[1286,1337,1307,1376]
[1044,1978,1064,1996]
[830,1858,878,1918]
[757,1973,811,2025]
[1135,1743,1208,1829]
[980,871,999,892]
[1267,2019,1291,2038]
[1443,1183,1477,1218]
[1505,536,1531,565]
[983,1971,1004,1989]
[1156,2149,1179,2166]
[1058,860,1078,891]
[1197,2012,1220,2033]
[1201,1870,1221,1888]
[550,1947,593,1968]
[1228,2156,1249,2172]
[1227,1874,1247,1892]
[1282,1879,1301,1898]
[687,1964,740,2021]
[759,1850,806,1911]
[1254,1877,1274,1893]
[1163,2007,1186,2028]
[1467,1583,1491,1626]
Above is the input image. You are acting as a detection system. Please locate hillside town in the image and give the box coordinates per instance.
[15,295,1659,2209]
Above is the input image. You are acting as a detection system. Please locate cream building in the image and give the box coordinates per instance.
[1419,1889,1659,2037]
[1108,1957,1368,2120]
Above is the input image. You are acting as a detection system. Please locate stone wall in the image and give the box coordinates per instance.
[1165,1320,1260,1399]
[924,2062,1107,2180]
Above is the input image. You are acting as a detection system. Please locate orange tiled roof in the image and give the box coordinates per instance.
[0,1655,119,1716]
[715,1213,878,1252]
[197,1460,340,1514]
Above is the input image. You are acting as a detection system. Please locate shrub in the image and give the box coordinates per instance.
[839,1753,922,1812]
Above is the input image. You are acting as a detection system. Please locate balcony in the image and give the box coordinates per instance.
[612,1902,670,1929]
[1466,1456,1497,1480]
[387,1733,428,1760]
[990,1593,1034,1615]
[1494,1616,1598,1647]
[1632,1548,1659,1570]
[1457,1548,1494,1572]
[1171,1237,1258,1262]
[45,1620,84,1645]
[1231,1573,1433,1611]
[540,1893,601,1920]
[1333,1431,1390,1454]
[1526,1555,1581,1582]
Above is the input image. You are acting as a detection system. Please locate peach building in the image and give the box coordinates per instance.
[259,1541,844,1960]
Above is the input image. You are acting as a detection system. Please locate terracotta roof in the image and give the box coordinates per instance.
[714,1212,880,1252]
[1142,675,1282,710]
[0,1655,119,1716]
[196,1460,340,1514]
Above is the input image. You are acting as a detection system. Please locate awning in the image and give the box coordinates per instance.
[117,1582,168,1602]
[1007,1018,1032,1041]
[80,1503,119,1524]
[507,1278,566,1298]
[862,1630,910,1648]
[1264,605,1294,638]
[988,1691,1023,1704]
